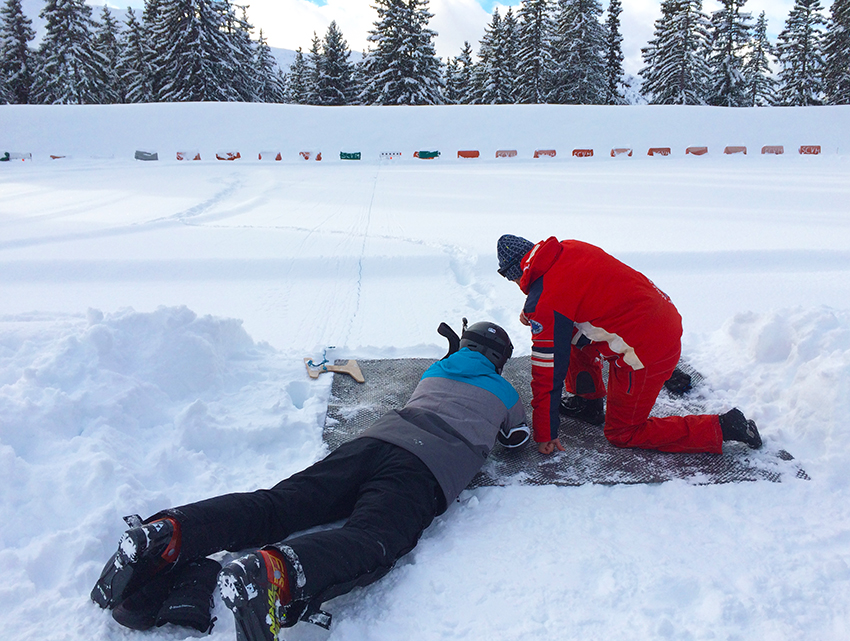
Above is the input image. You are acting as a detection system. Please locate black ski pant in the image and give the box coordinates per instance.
[160,437,444,605]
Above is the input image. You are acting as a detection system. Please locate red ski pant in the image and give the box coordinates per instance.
[565,344,722,454]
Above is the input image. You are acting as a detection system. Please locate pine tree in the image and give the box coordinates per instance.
[142,0,166,101]
[117,8,154,103]
[151,0,236,102]
[444,55,461,103]
[360,0,444,105]
[315,21,356,105]
[0,0,35,104]
[604,0,626,104]
[706,0,753,106]
[32,0,105,104]
[307,32,322,104]
[284,47,311,104]
[475,8,518,103]
[640,0,711,105]
[776,0,826,105]
[743,11,776,106]
[445,41,475,104]
[823,0,850,103]
[516,0,554,104]
[455,41,475,104]
[226,5,258,102]
[502,8,520,101]
[93,5,123,103]
[550,0,608,104]
[254,30,285,103]
[351,52,368,104]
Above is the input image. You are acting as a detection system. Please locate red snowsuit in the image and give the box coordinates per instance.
[518,237,722,453]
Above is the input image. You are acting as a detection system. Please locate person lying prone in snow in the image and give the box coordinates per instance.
[90,321,528,641]
[496,234,762,456]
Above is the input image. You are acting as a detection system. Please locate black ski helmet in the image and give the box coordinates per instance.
[460,321,513,374]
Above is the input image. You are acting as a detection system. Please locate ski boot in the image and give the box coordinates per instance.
[719,408,762,449]
[219,549,306,641]
[559,395,605,426]
[91,516,181,610]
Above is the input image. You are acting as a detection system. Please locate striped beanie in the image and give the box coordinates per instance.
[497,234,534,281]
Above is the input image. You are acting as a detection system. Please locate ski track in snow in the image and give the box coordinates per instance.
[2,104,850,641]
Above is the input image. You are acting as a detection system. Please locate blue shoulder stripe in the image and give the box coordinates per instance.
[524,276,545,314]
[422,349,520,410]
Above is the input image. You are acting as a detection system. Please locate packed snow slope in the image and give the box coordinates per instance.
[1,103,850,641]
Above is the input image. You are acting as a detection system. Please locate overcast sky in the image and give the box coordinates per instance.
[21,0,800,76]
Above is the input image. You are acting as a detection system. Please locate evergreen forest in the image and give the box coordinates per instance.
[1,0,849,106]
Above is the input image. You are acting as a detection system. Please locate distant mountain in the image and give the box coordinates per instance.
[269,47,297,73]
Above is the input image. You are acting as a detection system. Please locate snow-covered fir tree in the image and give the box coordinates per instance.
[141,0,166,101]
[314,21,356,105]
[823,0,850,103]
[307,32,322,104]
[32,0,106,104]
[474,7,519,103]
[501,8,520,101]
[93,6,123,103]
[360,0,444,104]
[742,11,776,106]
[150,0,237,102]
[117,8,154,103]
[550,0,608,104]
[444,55,461,103]
[776,0,826,105]
[351,52,369,101]
[445,41,475,104]
[515,0,554,103]
[0,0,35,104]
[284,47,311,104]
[226,5,258,102]
[706,0,753,107]
[640,0,712,105]
[455,41,476,104]
[253,30,285,103]
[603,0,626,104]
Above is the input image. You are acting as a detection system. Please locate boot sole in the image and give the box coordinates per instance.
[91,528,167,609]
[91,538,140,609]
[219,561,277,641]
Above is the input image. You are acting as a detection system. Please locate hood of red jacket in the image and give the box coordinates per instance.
[519,236,562,293]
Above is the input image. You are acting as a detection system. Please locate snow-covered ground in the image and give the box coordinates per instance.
[1,103,849,641]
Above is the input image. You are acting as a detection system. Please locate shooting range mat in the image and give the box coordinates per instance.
[323,357,809,487]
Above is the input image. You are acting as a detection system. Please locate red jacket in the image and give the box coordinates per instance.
[518,238,683,442]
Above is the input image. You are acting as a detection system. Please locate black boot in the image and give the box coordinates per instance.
[91,517,181,610]
[219,550,308,641]
[559,395,605,425]
[156,557,221,632]
[110,572,174,630]
[719,408,762,449]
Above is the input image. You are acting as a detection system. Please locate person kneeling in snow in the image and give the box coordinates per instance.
[496,234,762,455]
[91,321,527,641]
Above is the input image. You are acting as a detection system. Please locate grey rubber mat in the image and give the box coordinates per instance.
[323,357,809,487]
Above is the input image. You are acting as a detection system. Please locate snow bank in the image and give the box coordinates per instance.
[689,307,850,482]
[2,102,849,161]
[0,306,330,640]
